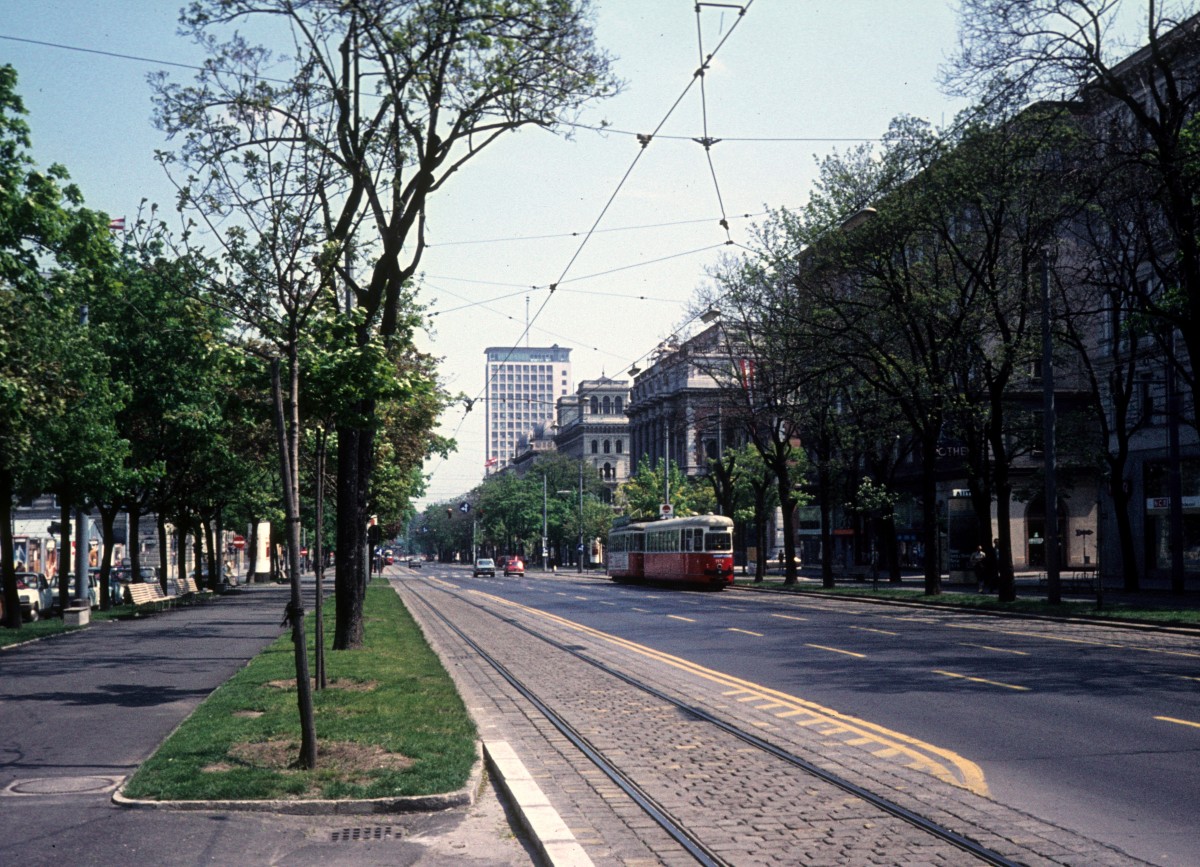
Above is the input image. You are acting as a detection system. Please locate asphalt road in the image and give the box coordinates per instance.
[448,567,1200,866]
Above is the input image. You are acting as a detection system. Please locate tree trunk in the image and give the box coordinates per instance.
[334,423,364,649]
[129,502,142,582]
[98,505,118,608]
[204,516,219,591]
[314,430,327,690]
[816,462,836,588]
[1112,485,1140,591]
[157,513,169,592]
[920,430,942,596]
[334,409,374,650]
[1,470,23,629]
[272,357,317,770]
[57,498,72,613]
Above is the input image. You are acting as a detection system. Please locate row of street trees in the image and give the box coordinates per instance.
[699,2,1199,599]
[6,1,620,769]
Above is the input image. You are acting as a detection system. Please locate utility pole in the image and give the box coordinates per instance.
[578,460,584,573]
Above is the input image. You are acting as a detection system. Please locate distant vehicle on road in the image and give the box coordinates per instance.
[503,556,525,577]
[472,558,495,577]
[383,549,395,565]
[406,557,421,569]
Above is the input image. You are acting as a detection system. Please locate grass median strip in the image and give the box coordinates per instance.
[122,580,476,802]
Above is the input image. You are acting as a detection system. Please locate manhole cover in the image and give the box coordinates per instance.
[4,776,123,796]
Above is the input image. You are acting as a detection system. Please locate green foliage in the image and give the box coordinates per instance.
[618,456,716,520]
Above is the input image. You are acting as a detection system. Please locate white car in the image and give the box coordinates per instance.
[472,558,495,577]
[50,574,100,609]
[15,572,54,621]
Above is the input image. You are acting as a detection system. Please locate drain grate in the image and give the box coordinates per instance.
[330,826,396,843]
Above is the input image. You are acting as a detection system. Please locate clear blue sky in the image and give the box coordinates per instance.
[1,1,971,504]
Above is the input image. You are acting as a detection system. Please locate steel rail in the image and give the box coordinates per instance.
[407,588,731,867]
[413,578,1023,866]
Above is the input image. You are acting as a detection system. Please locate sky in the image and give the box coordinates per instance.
[1,0,974,508]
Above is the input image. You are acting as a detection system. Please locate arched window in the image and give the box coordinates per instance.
[615,439,623,454]
[602,396,612,415]
[603,462,613,480]
[590,396,599,414]
[591,439,599,454]
[615,397,623,413]
[603,439,611,454]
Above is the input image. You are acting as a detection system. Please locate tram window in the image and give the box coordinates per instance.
[705,532,733,552]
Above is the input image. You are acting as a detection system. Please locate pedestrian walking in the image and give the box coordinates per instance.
[970,545,986,592]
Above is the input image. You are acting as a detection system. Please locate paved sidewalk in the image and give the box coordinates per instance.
[0,581,536,866]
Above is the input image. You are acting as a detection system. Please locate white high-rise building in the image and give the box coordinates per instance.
[484,345,572,473]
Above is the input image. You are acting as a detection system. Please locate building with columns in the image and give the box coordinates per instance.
[554,376,631,499]
[625,325,733,481]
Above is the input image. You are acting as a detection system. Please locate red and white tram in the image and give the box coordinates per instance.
[607,514,735,589]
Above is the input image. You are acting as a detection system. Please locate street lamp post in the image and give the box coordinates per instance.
[578,459,584,573]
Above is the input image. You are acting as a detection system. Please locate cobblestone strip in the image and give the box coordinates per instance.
[452,581,1155,867]
[399,579,990,866]
[396,579,686,866]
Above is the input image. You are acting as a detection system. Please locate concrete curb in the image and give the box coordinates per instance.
[112,742,483,816]
[484,740,593,867]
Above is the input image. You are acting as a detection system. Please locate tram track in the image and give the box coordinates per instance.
[402,577,1027,866]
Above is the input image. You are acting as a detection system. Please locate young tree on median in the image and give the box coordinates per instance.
[152,0,619,650]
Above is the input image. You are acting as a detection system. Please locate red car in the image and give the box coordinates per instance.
[503,556,525,577]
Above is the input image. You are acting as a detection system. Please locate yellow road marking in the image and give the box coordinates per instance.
[728,628,763,637]
[806,643,866,659]
[667,614,695,623]
[959,642,1029,656]
[1156,716,1200,730]
[849,626,899,636]
[473,590,989,795]
[933,670,1030,691]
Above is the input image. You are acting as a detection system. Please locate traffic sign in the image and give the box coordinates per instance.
[232,535,246,550]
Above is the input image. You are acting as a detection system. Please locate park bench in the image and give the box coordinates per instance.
[178,576,214,597]
[124,581,176,611]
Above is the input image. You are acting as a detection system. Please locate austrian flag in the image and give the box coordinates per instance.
[108,217,126,231]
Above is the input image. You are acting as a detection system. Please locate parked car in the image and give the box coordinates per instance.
[15,572,54,621]
[51,573,100,609]
[472,558,495,577]
[503,556,525,577]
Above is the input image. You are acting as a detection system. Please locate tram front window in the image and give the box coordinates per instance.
[705,532,732,552]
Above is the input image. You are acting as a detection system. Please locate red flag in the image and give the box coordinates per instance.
[108,217,126,231]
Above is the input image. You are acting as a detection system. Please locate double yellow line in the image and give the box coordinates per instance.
[475,589,990,795]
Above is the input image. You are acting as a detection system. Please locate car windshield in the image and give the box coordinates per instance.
[476,559,494,566]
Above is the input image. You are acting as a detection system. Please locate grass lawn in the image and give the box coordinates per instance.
[735,579,1200,628]
[121,580,477,801]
